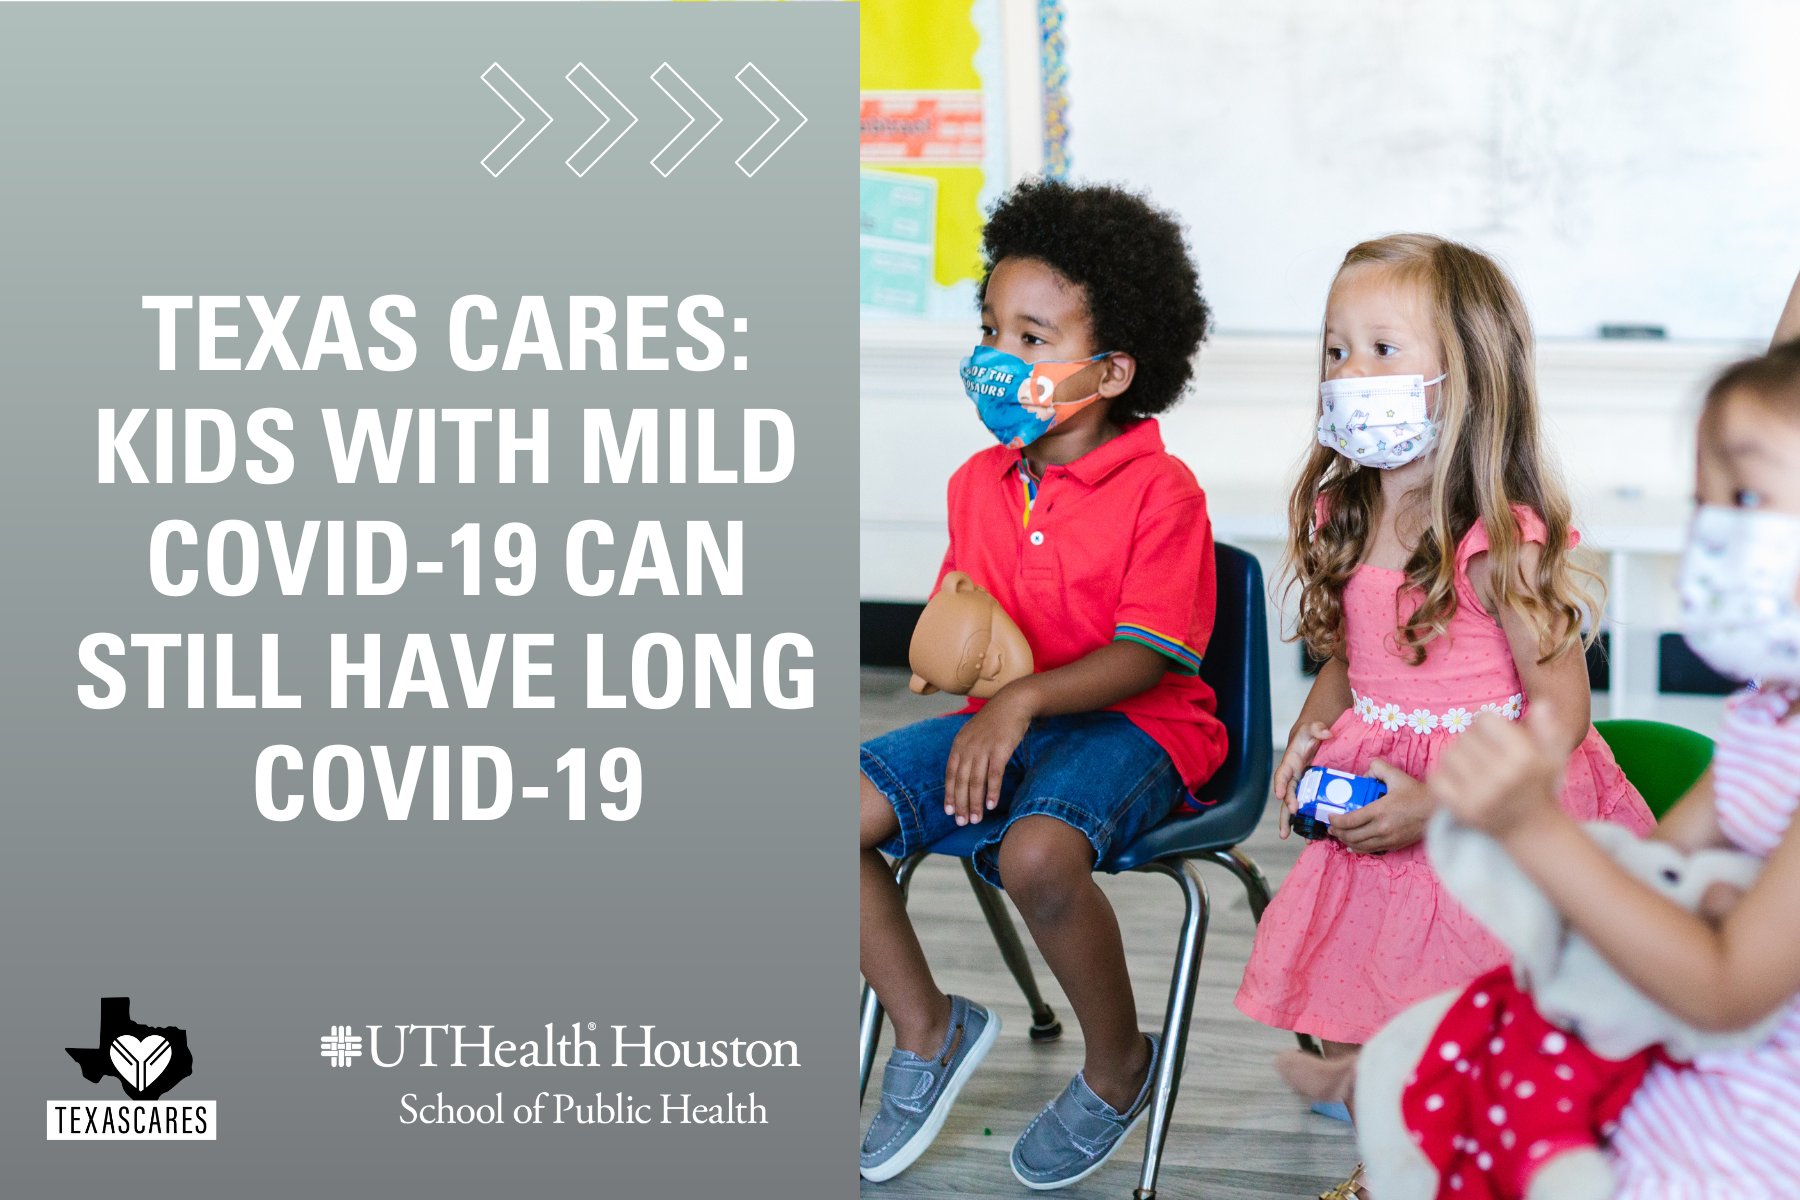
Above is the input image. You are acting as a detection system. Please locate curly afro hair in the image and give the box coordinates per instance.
[979,178,1210,420]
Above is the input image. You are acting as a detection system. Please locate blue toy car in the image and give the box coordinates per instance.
[1289,765,1388,841]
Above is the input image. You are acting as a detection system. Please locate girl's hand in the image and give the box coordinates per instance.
[1699,880,1747,926]
[1273,721,1335,838]
[1329,759,1432,854]
[1427,705,1566,840]
[943,692,1033,826]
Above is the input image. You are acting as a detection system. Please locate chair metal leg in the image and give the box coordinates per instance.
[1205,846,1320,1057]
[961,859,1062,1041]
[860,852,928,1103]
[858,982,884,1105]
[1130,858,1210,1200]
[1203,845,1272,921]
[892,851,926,897]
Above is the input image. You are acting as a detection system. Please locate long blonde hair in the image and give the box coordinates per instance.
[1286,234,1600,666]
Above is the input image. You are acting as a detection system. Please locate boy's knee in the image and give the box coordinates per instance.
[996,816,1095,921]
[860,772,898,852]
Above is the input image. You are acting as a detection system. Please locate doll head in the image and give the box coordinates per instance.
[907,573,1034,698]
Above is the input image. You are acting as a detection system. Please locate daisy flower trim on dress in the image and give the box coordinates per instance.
[1406,708,1440,735]
[1350,691,1523,734]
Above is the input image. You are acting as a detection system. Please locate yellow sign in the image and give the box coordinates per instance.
[861,0,989,290]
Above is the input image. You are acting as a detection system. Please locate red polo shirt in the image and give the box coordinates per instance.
[935,418,1228,790]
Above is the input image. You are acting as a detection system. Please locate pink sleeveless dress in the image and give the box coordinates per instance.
[1608,684,1800,1198]
[1235,507,1655,1043]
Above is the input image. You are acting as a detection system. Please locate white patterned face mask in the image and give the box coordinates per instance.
[1677,505,1800,686]
[1316,372,1446,469]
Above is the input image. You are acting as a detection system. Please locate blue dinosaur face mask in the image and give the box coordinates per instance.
[959,345,1112,448]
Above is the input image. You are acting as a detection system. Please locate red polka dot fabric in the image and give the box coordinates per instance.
[1404,967,1655,1198]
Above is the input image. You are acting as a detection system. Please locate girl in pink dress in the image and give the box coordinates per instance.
[1430,327,1800,1197]
[1232,235,1653,1196]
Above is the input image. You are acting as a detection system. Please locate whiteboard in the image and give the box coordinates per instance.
[1061,0,1800,340]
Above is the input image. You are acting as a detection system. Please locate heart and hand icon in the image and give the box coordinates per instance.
[110,1034,173,1093]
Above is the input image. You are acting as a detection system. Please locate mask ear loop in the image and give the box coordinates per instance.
[1031,352,1116,409]
[1414,374,1446,446]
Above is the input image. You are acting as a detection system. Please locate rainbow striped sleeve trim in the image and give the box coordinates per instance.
[1115,624,1202,675]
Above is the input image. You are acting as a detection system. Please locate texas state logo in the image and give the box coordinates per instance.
[48,997,216,1141]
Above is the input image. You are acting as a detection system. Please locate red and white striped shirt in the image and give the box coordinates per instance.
[1609,684,1800,1197]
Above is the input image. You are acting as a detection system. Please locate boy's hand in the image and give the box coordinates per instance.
[1273,721,1334,838]
[943,691,1034,826]
[1427,706,1566,841]
[1329,759,1431,854]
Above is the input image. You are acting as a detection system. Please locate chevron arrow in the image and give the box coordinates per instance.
[734,63,807,178]
[648,63,722,177]
[564,63,639,177]
[480,63,554,178]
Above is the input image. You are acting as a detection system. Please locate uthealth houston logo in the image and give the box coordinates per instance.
[322,1022,800,1070]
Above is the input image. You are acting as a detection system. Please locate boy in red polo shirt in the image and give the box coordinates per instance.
[859,180,1226,1190]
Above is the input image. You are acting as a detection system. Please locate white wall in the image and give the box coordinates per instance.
[1060,0,1800,340]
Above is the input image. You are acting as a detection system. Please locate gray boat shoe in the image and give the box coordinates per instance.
[1010,1034,1160,1190]
[859,995,1001,1183]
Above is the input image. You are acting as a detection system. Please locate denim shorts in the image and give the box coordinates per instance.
[860,711,1185,890]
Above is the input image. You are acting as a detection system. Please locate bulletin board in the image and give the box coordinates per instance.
[859,0,1066,320]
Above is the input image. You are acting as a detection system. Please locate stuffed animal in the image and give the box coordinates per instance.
[907,571,1033,698]
[1355,812,1775,1200]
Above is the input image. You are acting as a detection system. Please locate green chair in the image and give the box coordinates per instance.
[1594,719,1715,821]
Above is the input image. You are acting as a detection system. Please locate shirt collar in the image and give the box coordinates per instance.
[997,418,1164,486]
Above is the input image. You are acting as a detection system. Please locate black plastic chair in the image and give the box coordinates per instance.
[858,543,1282,1199]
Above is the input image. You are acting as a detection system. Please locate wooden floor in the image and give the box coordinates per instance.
[860,667,1356,1200]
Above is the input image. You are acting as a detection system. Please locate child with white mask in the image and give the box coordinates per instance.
[1234,234,1655,1199]
[1428,295,1800,1199]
